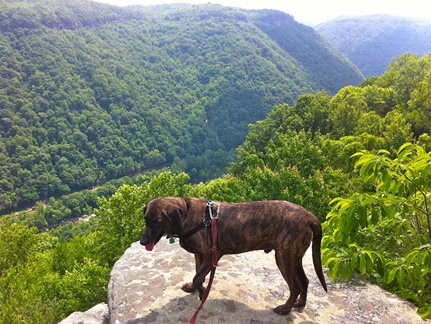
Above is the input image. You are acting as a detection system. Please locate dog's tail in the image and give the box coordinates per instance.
[311,221,328,292]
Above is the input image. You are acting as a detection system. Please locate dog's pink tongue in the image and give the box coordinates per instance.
[145,242,155,251]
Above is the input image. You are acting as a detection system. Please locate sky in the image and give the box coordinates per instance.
[94,0,431,25]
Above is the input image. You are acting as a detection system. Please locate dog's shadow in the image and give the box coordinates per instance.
[125,292,314,324]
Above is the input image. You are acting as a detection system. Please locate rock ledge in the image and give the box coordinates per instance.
[62,239,426,323]
[108,239,423,323]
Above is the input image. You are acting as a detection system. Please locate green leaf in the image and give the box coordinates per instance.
[377,149,390,155]
[397,267,405,287]
[323,257,339,267]
[397,142,413,157]
[359,160,374,178]
[371,209,379,225]
[328,259,341,280]
[380,204,394,219]
[350,253,358,270]
[329,197,344,205]
[351,151,366,158]
[381,168,390,184]
[421,163,431,180]
[417,306,431,319]
[354,154,373,169]
[357,206,368,228]
[387,267,398,284]
[359,253,367,275]
[342,261,353,281]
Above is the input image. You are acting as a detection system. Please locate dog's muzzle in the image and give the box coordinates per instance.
[140,236,155,251]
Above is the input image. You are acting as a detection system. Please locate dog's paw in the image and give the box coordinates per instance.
[273,305,291,315]
[181,283,196,293]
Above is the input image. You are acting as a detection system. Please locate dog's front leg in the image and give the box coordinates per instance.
[181,254,204,293]
[192,257,212,300]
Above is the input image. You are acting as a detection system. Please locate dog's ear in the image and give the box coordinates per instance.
[183,197,194,211]
[168,198,188,229]
[165,208,186,232]
[180,198,189,218]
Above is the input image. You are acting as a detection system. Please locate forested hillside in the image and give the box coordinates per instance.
[0,0,363,214]
[315,15,431,77]
[1,51,430,322]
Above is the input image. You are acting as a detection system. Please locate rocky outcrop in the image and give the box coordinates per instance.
[62,239,426,323]
[108,239,424,323]
[59,302,108,324]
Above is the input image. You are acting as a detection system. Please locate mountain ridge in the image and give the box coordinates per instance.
[315,14,431,77]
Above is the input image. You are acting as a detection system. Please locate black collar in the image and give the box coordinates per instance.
[177,200,219,240]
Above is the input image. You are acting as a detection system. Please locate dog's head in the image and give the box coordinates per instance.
[140,197,187,251]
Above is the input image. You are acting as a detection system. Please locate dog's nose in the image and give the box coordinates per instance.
[140,236,149,246]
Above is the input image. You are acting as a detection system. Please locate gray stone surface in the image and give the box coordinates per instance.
[107,239,426,324]
[58,302,108,324]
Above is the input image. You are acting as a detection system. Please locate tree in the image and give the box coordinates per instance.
[383,110,413,152]
[0,220,39,275]
[322,143,431,319]
[329,86,368,137]
[231,131,350,220]
[282,91,331,134]
[354,111,383,136]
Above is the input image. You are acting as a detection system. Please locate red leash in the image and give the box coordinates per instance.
[188,202,219,324]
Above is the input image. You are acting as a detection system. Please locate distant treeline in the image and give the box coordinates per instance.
[315,15,431,77]
[9,169,169,231]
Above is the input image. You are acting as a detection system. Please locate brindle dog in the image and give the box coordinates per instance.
[140,197,327,315]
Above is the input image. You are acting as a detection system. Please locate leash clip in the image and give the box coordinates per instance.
[202,200,219,226]
[207,200,220,219]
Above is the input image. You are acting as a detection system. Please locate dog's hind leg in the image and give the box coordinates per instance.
[273,250,302,315]
[292,260,309,308]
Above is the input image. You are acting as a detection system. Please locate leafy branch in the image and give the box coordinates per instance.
[323,143,431,319]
